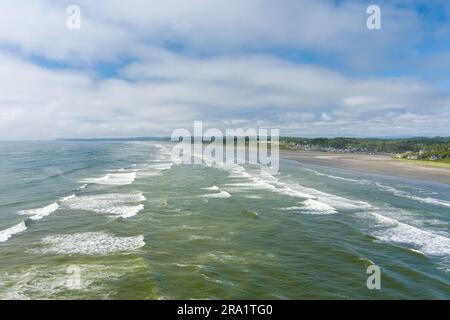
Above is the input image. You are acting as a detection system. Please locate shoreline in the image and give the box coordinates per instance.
[281,150,450,186]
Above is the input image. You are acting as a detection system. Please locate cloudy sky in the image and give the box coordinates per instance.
[1,0,450,139]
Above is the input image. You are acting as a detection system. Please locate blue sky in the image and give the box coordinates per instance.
[0,0,449,139]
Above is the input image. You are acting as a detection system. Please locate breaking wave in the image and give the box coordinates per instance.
[33,232,145,255]
[19,202,59,221]
[0,222,27,243]
[60,193,146,218]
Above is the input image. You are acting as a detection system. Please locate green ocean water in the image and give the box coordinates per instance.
[0,141,449,299]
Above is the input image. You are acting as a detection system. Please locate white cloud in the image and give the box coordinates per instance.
[1,50,449,139]
[0,0,422,66]
[0,0,448,138]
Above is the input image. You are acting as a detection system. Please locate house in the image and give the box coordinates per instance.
[430,155,441,161]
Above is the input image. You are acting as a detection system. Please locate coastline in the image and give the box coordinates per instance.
[281,150,450,186]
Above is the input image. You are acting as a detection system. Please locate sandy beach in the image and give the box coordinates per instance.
[282,151,450,186]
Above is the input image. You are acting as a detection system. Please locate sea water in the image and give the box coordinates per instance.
[0,141,449,299]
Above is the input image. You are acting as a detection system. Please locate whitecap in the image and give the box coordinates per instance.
[200,191,231,198]
[0,263,144,299]
[0,221,27,242]
[412,197,450,208]
[224,181,278,191]
[138,163,173,177]
[201,186,220,191]
[80,172,136,186]
[302,199,337,214]
[60,194,76,202]
[276,181,371,210]
[375,183,450,208]
[104,168,125,172]
[146,163,172,170]
[34,232,145,255]
[188,235,214,240]
[19,202,59,221]
[304,168,362,183]
[304,171,450,209]
[219,164,369,210]
[245,195,262,199]
[279,206,304,211]
[61,193,145,218]
[78,184,88,190]
[368,212,450,257]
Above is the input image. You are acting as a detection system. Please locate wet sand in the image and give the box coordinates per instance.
[282,151,450,186]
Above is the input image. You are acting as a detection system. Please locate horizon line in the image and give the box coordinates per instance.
[1,135,450,142]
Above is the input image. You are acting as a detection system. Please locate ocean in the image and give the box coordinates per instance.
[0,141,449,299]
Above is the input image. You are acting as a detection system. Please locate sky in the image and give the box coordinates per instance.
[0,0,450,139]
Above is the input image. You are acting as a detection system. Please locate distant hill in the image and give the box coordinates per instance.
[58,137,170,142]
[281,136,450,152]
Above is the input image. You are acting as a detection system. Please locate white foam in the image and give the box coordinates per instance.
[375,183,450,208]
[202,186,220,191]
[78,184,88,190]
[221,164,252,178]
[35,232,145,255]
[408,248,425,255]
[80,172,136,186]
[304,168,362,183]
[60,194,75,202]
[302,199,337,214]
[279,206,304,211]
[188,235,214,240]
[219,164,370,210]
[154,144,171,154]
[304,169,450,208]
[253,167,368,209]
[224,181,278,191]
[0,222,27,242]
[413,197,450,208]
[276,186,315,199]
[200,191,231,198]
[19,202,59,221]
[138,162,173,177]
[278,181,371,210]
[368,211,398,226]
[0,263,140,299]
[245,195,262,199]
[105,168,125,172]
[116,204,144,218]
[214,161,450,258]
[61,193,145,218]
[368,212,450,257]
[304,168,450,209]
[137,171,163,177]
[147,163,172,170]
